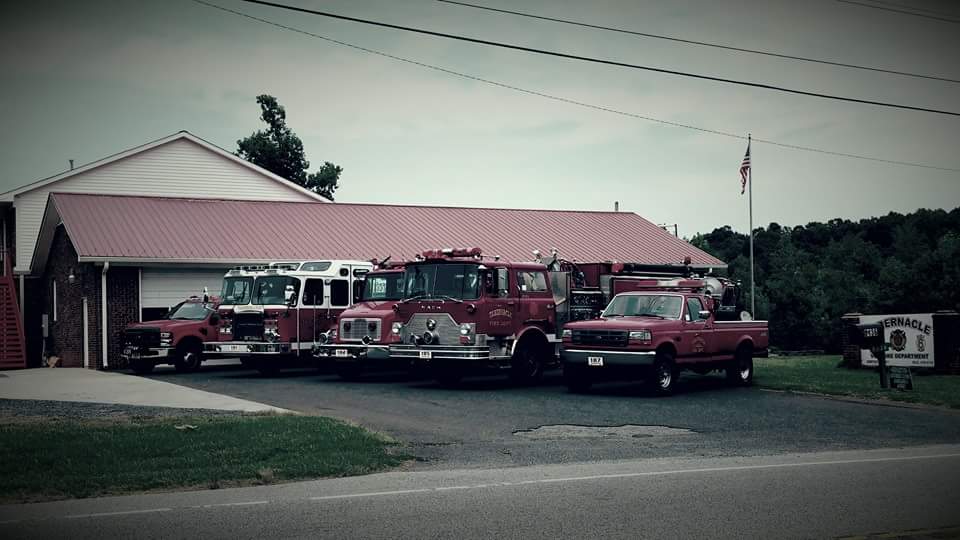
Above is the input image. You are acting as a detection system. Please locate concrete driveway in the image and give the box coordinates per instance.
[0,367,287,413]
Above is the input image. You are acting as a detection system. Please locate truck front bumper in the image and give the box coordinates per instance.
[389,344,509,363]
[314,343,390,361]
[204,342,292,355]
[560,348,656,367]
[121,347,171,360]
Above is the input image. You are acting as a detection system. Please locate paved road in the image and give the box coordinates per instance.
[4,446,959,539]
[146,364,960,470]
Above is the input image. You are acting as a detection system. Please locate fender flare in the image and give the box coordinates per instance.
[735,337,755,354]
[510,325,550,356]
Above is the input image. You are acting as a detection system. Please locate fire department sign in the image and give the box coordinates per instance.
[860,313,934,368]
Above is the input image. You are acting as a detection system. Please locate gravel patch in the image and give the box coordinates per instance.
[0,399,246,423]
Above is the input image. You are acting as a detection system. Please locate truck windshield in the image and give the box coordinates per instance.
[221,277,252,305]
[362,272,404,301]
[253,276,301,305]
[603,294,683,319]
[403,264,480,301]
[166,302,211,320]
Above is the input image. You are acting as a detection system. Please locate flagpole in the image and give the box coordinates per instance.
[748,133,755,317]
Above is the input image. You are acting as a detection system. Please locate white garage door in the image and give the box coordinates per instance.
[140,268,228,309]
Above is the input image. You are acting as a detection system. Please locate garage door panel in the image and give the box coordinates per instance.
[140,268,227,309]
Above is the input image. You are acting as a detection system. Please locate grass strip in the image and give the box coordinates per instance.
[0,414,408,502]
[755,356,960,409]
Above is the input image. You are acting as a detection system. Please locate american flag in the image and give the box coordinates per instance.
[739,142,751,195]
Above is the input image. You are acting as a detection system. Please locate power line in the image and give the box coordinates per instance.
[837,0,960,23]
[851,0,960,18]
[190,0,960,173]
[237,0,960,117]
[437,0,960,84]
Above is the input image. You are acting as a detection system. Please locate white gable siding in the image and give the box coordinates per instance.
[14,138,316,273]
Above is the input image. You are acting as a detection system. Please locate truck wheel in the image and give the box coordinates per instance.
[563,364,592,393]
[510,341,544,385]
[727,345,754,386]
[336,363,363,381]
[647,350,678,396]
[174,342,203,373]
[130,359,154,375]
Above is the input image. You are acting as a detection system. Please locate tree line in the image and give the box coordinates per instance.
[690,207,960,352]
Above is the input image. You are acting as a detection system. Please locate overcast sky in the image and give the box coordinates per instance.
[1,0,957,238]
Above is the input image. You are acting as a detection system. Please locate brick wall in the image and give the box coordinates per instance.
[106,267,139,368]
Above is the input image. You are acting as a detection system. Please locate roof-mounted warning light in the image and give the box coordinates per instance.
[421,247,483,259]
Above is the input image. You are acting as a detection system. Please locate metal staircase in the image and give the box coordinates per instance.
[0,249,26,369]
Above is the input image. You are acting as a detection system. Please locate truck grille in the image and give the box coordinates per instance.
[340,318,381,342]
[123,328,160,348]
[233,312,264,341]
[401,314,461,346]
[571,329,628,347]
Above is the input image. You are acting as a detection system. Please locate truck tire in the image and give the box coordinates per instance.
[647,349,678,396]
[130,359,155,375]
[174,341,203,373]
[563,364,592,393]
[509,340,545,385]
[727,344,754,386]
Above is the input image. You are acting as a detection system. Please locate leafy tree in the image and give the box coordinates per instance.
[236,95,342,200]
[692,206,960,352]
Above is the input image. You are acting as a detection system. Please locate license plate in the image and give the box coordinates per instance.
[335,349,349,358]
[221,344,247,353]
[587,356,604,367]
[419,350,432,359]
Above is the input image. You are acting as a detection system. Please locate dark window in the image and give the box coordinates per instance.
[253,276,301,305]
[221,277,252,305]
[686,297,705,321]
[353,280,363,304]
[301,261,331,272]
[331,279,350,307]
[517,271,548,293]
[302,279,325,306]
[362,272,404,301]
[402,264,480,301]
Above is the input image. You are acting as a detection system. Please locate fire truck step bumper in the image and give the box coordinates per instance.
[314,344,390,361]
[205,342,292,355]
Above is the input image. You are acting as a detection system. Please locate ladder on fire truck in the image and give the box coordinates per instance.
[0,249,26,369]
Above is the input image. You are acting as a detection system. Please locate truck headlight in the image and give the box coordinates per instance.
[459,323,474,336]
[629,330,652,341]
[391,322,402,335]
[160,332,172,346]
[562,329,571,338]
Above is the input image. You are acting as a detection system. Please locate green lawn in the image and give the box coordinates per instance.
[0,414,408,503]
[755,355,960,409]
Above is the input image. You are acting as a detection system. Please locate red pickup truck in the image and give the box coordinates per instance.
[122,296,222,374]
[560,287,768,395]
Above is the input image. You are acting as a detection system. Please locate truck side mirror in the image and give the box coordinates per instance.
[284,284,296,306]
[698,310,711,320]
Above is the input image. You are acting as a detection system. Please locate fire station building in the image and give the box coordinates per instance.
[0,131,723,370]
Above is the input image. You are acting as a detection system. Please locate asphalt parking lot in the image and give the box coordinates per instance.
[148,363,960,470]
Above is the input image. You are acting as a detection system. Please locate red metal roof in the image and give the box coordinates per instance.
[50,193,725,267]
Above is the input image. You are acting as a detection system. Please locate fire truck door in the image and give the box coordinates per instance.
[516,270,554,328]
[301,278,325,342]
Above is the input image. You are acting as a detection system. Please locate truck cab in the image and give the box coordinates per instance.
[121,295,221,374]
[205,260,374,375]
[387,248,563,385]
[560,279,769,394]
[314,264,406,379]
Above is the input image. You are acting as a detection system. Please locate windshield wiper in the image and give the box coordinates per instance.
[437,295,463,304]
[635,313,666,319]
[604,313,624,318]
[400,294,429,304]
